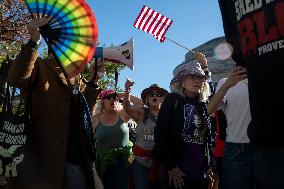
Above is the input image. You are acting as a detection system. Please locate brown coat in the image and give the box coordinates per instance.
[5,45,100,189]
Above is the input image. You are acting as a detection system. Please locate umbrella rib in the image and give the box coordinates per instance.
[50,1,72,24]
[45,0,58,21]
[36,0,40,18]
[60,32,94,40]
[24,0,35,18]
[50,4,82,25]
[59,35,95,47]
[53,42,74,65]
[43,36,68,78]
[42,0,48,17]
[54,40,83,70]
[51,14,90,28]
[56,39,85,58]
[60,24,94,30]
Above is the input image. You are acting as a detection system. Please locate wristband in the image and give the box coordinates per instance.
[26,39,39,50]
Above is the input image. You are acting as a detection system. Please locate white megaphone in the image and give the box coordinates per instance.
[93,38,134,70]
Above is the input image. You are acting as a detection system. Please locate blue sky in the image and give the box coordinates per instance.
[87,0,225,97]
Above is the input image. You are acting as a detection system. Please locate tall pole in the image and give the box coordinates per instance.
[165,37,195,54]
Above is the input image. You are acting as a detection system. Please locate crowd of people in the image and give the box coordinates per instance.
[1,1,284,189]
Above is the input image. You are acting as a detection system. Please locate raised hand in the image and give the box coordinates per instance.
[28,18,49,43]
[224,66,247,89]
[195,52,208,68]
[125,77,135,92]
[168,166,185,189]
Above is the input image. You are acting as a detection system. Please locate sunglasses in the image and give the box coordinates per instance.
[103,93,118,100]
[148,92,163,97]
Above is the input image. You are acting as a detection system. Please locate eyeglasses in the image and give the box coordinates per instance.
[103,93,118,100]
[148,92,163,97]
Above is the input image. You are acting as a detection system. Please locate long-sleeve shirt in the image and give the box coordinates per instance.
[152,93,214,180]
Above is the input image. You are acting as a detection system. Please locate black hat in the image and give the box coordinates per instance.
[141,84,169,104]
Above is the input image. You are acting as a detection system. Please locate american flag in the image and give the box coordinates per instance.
[133,5,173,42]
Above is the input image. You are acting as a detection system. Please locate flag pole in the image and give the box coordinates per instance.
[165,37,195,54]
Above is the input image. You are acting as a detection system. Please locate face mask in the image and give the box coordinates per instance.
[97,71,105,78]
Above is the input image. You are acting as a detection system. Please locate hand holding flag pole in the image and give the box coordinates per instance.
[133,5,195,54]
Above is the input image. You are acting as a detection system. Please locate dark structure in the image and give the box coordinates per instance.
[175,36,235,83]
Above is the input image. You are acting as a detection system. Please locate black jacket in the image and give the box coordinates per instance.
[152,93,214,171]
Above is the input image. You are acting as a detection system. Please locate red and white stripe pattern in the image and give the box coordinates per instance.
[133,5,173,42]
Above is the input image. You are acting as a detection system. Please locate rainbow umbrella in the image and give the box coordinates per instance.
[24,0,98,78]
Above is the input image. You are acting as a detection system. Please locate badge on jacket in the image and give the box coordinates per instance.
[72,85,79,95]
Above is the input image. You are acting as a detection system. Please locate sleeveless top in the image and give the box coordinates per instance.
[135,108,157,167]
[95,117,129,149]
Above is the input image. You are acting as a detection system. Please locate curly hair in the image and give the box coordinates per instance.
[170,81,210,102]
[93,99,123,115]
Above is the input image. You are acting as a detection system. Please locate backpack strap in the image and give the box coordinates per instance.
[2,83,11,113]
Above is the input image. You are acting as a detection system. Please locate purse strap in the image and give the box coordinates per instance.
[2,82,12,113]
[24,90,32,118]
[79,92,96,161]
[2,82,32,118]
[15,92,24,115]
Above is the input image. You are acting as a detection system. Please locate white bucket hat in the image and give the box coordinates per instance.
[170,61,209,86]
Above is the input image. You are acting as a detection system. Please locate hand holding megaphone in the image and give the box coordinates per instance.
[94,38,134,70]
[88,59,106,78]
[125,77,135,92]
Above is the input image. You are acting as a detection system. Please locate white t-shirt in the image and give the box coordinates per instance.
[216,78,251,143]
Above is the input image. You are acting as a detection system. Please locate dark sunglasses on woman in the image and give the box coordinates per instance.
[148,92,163,97]
[104,93,118,100]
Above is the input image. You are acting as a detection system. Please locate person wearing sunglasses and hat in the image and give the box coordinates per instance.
[92,89,142,189]
[152,53,215,189]
[123,80,169,189]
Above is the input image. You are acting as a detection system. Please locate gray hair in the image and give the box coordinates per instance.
[170,81,210,102]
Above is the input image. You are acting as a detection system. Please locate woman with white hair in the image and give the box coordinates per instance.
[152,53,215,189]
